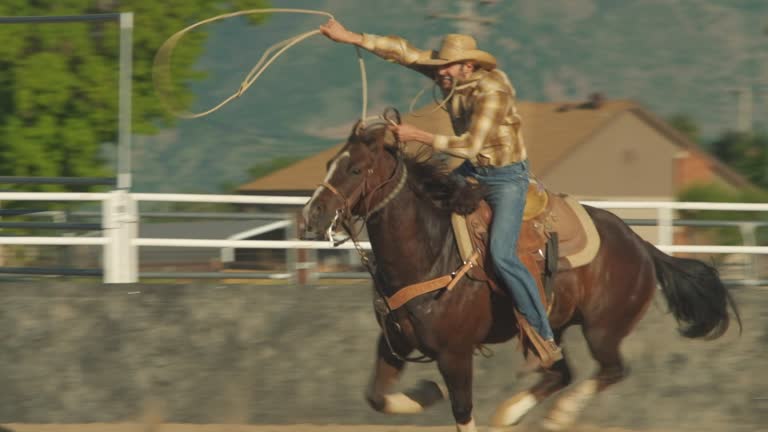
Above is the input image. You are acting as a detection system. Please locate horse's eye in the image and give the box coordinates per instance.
[351,168,362,175]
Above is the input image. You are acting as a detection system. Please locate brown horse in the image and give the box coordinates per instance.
[300,120,741,432]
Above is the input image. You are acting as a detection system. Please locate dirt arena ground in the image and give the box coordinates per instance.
[1,425,676,432]
[1,284,761,432]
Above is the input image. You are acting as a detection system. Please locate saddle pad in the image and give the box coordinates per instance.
[553,196,600,269]
[451,195,600,271]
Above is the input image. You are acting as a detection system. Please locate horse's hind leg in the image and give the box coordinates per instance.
[489,331,573,430]
[365,333,447,414]
[541,325,631,431]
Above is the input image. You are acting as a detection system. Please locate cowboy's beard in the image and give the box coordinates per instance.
[437,75,454,91]
[435,64,472,91]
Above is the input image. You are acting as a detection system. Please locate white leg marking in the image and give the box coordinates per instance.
[383,392,424,414]
[379,381,447,414]
[542,379,598,431]
[302,151,349,222]
[456,417,477,432]
[490,391,538,428]
[437,382,449,399]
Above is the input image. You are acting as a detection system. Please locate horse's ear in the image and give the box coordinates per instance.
[349,119,364,139]
[363,125,391,152]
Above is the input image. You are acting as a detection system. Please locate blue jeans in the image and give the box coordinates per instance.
[453,160,554,340]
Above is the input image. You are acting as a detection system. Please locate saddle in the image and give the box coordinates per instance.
[451,180,600,325]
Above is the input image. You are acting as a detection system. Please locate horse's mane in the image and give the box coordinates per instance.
[352,122,486,214]
[385,145,487,215]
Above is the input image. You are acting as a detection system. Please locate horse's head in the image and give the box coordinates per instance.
[300,119,399,240]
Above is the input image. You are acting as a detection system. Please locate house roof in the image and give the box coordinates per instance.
[237,103,455,195]
[238,98,753,193]
[625,107,754,189]
[518,99,638,175]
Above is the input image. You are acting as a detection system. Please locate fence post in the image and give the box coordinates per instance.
[0,201,3,267]
[657,206,674,249]
[102,190,138,283]
[738,222,759,285]
[286,217,298,283]
[293,212,317,285]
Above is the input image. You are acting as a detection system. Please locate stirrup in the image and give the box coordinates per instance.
[538,340,563,368]
[519,339,561,372]
[513,309,562,368]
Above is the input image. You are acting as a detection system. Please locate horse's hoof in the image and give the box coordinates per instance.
[541,418,566,431]
[406,379,448,406]
[490,391,538,428]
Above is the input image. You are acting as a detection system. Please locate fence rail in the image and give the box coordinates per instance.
[0,176,116,186]
[0,191,766,283]
[133,239,368,249]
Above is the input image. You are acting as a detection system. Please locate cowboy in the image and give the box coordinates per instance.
[319,19,562,366]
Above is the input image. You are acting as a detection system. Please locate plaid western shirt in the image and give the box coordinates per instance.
[361,34,527,167]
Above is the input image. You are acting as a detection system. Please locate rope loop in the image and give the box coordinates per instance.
[153,9,370,120]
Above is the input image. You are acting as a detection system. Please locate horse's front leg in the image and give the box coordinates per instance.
[489,331,573,430]
[438,349,477,432]
[365,332,446,414]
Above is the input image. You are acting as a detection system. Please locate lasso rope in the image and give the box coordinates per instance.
[153,8,371,123]
[153,8,452,126]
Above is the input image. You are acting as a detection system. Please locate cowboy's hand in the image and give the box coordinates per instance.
[388,123,435,145]
[319,19,362,45]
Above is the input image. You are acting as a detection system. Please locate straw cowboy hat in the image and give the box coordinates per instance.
[417,34,497,70]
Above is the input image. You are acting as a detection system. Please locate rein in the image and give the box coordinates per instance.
[321,157,431,363]
[322,148,480,363]
[320,147,407,246]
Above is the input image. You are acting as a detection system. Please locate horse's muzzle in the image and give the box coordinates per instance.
[300,202,330,240]
[299,225,324,241]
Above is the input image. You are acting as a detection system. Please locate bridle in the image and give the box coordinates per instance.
[318,111,407,245]
[315,114,477,364]
[323,155,433,363]
[315,123,435,363]
[319,140,408,245]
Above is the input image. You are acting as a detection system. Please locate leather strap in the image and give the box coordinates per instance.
[386,250,480,310]
[447,250,479,291]
[387,274,454,310]
[320,182,349,210]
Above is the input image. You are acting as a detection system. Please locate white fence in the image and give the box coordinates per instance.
[1,191,767,283]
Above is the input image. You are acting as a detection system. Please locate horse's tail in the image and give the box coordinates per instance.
[644,241,742,339]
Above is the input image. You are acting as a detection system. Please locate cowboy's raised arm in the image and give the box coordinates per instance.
[319,18,364,45]
[319,19,434,78]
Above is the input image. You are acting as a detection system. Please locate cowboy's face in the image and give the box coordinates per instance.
[436,62,474,90]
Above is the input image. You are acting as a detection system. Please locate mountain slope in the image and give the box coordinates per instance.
[131,0,768,192]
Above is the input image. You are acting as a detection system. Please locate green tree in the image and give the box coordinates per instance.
[667,113,701,144]
[710,130,768,189]
[0,0,269,191]
[677,183,768,246]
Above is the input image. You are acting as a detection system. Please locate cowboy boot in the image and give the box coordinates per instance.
[519,339,563,375]
[529,332,562,369]
[513,310,562,369]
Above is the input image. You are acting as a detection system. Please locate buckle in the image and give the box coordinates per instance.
[374,297,389,315]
